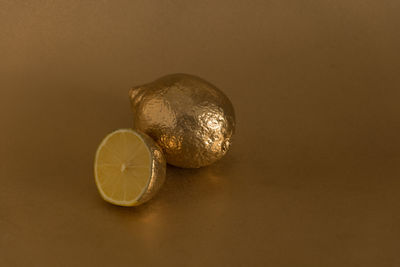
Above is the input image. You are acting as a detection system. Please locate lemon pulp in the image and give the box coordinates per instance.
[94,129,152,206]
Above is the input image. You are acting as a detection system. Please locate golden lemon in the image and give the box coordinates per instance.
[129,73,236,168]
[94,129,166,206]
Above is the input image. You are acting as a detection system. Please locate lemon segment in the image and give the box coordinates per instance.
[94,129,166,206]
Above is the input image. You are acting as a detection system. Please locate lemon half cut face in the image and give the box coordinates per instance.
[94,129,166,206]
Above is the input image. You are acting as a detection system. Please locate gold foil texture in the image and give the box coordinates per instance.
[135,130,166,204]
[129,74,236,168]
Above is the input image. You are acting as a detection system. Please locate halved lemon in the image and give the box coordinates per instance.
[94,129,166,206]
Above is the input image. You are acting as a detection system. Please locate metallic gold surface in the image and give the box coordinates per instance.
[94,129,166,206]
[1,1,400,266]
[135,130,167,205]
[129,74,235,168]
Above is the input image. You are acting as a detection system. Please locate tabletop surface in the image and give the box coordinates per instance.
[1,1,400,266]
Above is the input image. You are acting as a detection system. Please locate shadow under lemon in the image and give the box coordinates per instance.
[98,153,236,247]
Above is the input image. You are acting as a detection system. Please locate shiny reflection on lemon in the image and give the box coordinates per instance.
[129,73,236,168]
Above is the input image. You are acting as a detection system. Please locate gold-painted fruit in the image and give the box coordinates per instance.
[94,129,166,206]
[129,73,235,168]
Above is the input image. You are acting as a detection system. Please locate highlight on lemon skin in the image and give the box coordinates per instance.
[94,129,166,206]
[129,73,236,168]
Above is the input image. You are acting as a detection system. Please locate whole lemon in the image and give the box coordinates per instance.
[129,73,235,168]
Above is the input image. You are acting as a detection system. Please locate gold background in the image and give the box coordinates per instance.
[1,1,400,266]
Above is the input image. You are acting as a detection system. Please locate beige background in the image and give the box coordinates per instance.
[1,1,400,266]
